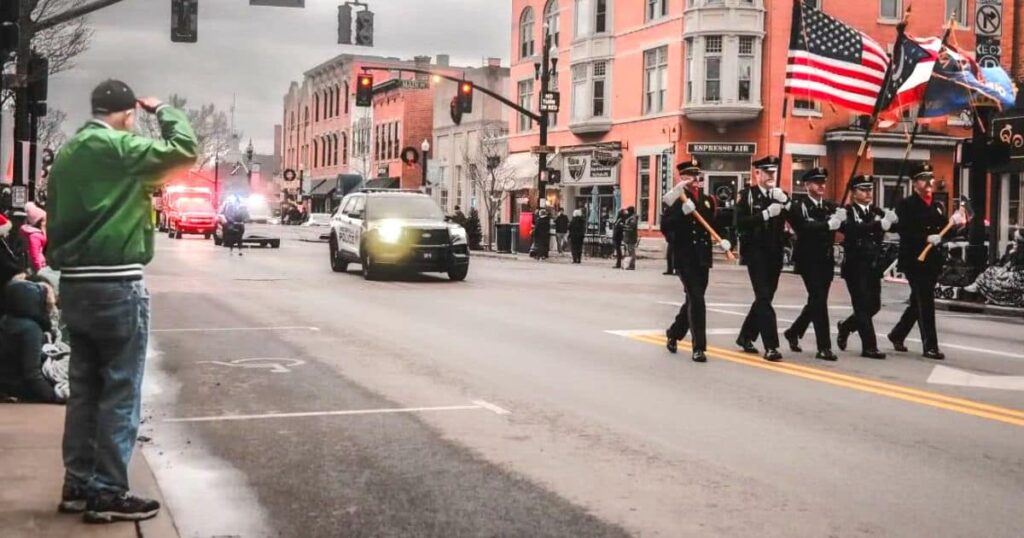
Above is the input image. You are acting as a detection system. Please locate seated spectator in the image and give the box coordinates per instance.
[0,214,27,317]
[0,280,66,403]
[964,229,1024,307]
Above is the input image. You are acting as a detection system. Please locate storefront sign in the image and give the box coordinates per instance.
[992,113,1024,169]
[687,143,756,155]
[560,153,619,186]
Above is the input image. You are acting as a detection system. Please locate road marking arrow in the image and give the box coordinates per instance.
[927,366,1024,392]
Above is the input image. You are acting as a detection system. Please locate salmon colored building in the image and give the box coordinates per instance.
[508,0,1021,241]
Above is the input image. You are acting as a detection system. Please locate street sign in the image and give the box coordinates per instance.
[977,36,1003,68]
[11,186,26,209]
[540,91,560,113]
[976,0,1003,37]
[530,145,555,154]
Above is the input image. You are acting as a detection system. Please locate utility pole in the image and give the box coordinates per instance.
[536,34,553,210]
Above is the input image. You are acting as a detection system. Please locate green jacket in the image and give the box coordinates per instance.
[47,107,197,280]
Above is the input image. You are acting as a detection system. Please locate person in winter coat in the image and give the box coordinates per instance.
[0,214,27,317]
[532,208,552,259]
[0,280,63,403]
[222,196,249,256]
[612,209,626,268]
[568,209,587,263]
[21,202,48,272]
[554,209,570,254]
[622,206,639,270]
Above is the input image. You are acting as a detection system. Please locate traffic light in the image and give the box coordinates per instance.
[546,168,561,184]
[337,4,352,45]
[28,53,48,103]
[171,0,198,43]
[458,81,473,114]
[1,0,18,58]
[355,9,374,46]
[355,74,373,107]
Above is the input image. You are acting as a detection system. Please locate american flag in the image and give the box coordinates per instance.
[784,1,890,115]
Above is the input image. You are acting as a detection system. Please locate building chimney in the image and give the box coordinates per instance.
[487,57,501,68]
[414,55,431,81]
[436,54,450,67]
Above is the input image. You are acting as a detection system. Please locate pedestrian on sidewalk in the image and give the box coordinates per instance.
[622,207,639,270]
[0,280,65,403]
[531,207,552,260]
[554,209,569,254]
[568,209,586,263]
[21,202,48,274]
[47,80,198,523]
[612,209,626,268]
[0,214,27,317]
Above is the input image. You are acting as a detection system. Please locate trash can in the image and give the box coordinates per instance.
[495,223,514,253]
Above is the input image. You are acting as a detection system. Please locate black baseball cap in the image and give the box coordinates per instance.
[91,79,137,114]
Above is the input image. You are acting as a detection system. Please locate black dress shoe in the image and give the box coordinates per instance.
[736,337,759,354]
[665,335,678,354]
[763,349,783,362]
[861,349,887,360]
[663,271,674,275]
[783,330,802,353]
[924,349,946,360]
[887,333,909,352]
[815,350,838,361]
[836,323,850,351]
[692,350,707,363]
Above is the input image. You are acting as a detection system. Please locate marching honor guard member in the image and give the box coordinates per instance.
[837,175,890,359]
[735,156,789,362]
[886,164,966,360]
[663,160,731,363]
[783,167,844,361]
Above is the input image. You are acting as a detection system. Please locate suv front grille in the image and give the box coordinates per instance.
[404,228,450,246]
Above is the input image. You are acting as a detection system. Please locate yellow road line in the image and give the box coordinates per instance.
[629,334,1024,428]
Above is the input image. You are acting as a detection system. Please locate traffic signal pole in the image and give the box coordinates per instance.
[537,35,551,209]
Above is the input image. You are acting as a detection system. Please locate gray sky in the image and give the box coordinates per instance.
[49,0,511,154]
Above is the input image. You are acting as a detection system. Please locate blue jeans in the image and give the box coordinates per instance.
[60,280,150,495]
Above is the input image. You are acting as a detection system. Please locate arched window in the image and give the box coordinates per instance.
[544,1,559,47]
[519,7,535,59]
[341,132,348,164]
[341,83,348,114]
[314,94,320,122]
[312,139,320,168]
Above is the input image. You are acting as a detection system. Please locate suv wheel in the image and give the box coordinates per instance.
[361,252,379,281]
[329,237,348,273]
[447,265,469,281]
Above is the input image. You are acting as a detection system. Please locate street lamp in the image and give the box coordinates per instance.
[420,138,431,192]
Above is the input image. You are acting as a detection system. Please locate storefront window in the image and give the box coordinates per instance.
[790,155,817,195]
[638,156,651,225]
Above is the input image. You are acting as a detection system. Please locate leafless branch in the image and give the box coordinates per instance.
[136,94,237,170]
[458,124,512,248]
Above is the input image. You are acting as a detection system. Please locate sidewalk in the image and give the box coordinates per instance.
[0,404,178,538]
[935,299,1024,319]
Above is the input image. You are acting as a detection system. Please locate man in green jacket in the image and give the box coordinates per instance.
[47,79,197,524]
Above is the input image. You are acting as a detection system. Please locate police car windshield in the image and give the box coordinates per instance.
[368,196,444,221]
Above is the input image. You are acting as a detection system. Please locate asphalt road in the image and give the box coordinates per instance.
[140,226,1024,537]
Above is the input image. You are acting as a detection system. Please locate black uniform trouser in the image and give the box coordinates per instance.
[890,270,939,351]
[739,256,782,349]
[665,243,675,273]
[789,265,834,351]
[570,237,584,263]
[668,261,710,351]
[840,268,881,351]
[613,240,623,266]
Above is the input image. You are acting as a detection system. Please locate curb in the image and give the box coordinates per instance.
[935,299,1024,319]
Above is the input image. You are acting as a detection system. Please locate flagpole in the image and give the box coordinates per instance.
[839,14,910,206]
[891,17,956,204]
[778,97,790,159]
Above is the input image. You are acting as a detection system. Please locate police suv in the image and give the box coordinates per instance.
[328,189,470,281]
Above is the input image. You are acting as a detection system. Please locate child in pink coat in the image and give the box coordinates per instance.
[21,202,47,272]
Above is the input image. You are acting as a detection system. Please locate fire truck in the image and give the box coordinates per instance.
[158,184,218,239]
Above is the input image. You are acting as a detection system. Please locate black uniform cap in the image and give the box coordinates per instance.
[753,155,780,172]
[676,159,701,175]
[91,79,137,114]
[910,163,935,181]
[850,175,876,190]
[800,167,828,183]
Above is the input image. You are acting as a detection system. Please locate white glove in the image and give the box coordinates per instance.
[832,207,848,221]
[951,211,966,226]
[771,188,789,204]
[54,381,69,403]
[927,234,942,246]
[682,199,696,215]
[664,183,686,202]
[718,239,732,252]
[828,217,842,231]
[882,209,898,226]
[763,203,783,220]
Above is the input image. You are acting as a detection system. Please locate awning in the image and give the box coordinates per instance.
[502,152,551,191]
[307,179,333,197]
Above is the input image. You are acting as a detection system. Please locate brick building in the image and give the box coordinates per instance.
[281,53,462,212]
[508,0,1022,247]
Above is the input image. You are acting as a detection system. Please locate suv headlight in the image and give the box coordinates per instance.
[376,220,404,244]
[450,225,467,244]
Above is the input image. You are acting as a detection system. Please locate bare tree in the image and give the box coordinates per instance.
[461,125,513,250]
[37,107,68,150]
[136,94,235,170]
[31,0,94,76]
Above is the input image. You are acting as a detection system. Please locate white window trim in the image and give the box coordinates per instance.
[570,60,614,122]
[878,0,903,23]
